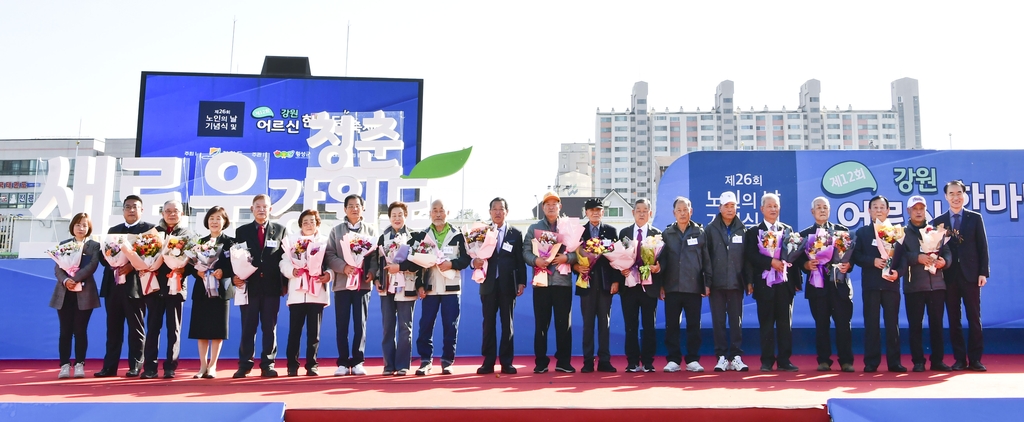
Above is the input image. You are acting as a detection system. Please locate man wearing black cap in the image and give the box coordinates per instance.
[574,198,620,373]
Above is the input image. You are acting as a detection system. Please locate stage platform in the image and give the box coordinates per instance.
[3,355,1023,422]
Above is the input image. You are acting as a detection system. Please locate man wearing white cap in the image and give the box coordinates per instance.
[704,192,749,372]
[903,195,952,372]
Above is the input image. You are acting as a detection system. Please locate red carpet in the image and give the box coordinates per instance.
[4,355,1022,422]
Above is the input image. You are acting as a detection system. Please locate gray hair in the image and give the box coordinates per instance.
[761,193,780,207]
[162,199,184,215]
[811,196,830,208]
[634,198,651,208]
[672,196,692,209]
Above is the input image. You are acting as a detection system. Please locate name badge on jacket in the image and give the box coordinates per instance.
[443,246,455,255]
[871,239,877,246]
[266,240,279,248]
[732,235,743,243]
[502,242,513,252]
[687,238,698,246]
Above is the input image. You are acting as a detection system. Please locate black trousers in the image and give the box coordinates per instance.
[807,289,854,366]
[287,303,324,372]
[709,288,744,360]
[756,286,794,367]
[533,285,573,368]
[946,271,984,363]
[580,289,613,365]
[863,289,902,369]
[481,289,517,368]
[620,288,657,367]
[101,286,146,372]
[238,293,281,371]
[143,294,183,372]
[334,289,370,367]
[57,293,93,366]
[906,290,946,365]
[664,292,702,364]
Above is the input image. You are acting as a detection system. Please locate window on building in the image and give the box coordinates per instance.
[856,114,878,120]
[701,115,714,120]
[788,134,801,140]
[701,146,716,151]
[773,125,783,130]
[773,135,784,141]
[857,124,878,130]
[670,136,681,142]
[638,120,646,125]
[637,130,647,135]
[686,116,697,122]
[787,114,801,119]
[614,177,628,183]
[614,167,628,173]
[827,134,840,140]
[654,126,667,131]
[600,117,611,122]
[882,113,895,118]
[687,136,697,142]
[723,98,733,103]
[686,126,697,133]
[601,178,611,184]
[884,134,896,139]
[601,147,611,153]
[653,136,667,141]
[827,113,839,119]
[700,125,714,130]
[810,118,820,123]
[842,125,852,130]
[882,123,896,129]
[614,126,627,132]
[655,116,667,120]
[601,168,611,173]
[670,116,680,122]
[827,124,840,129]
[809,97,819,102]
[756,115,766,121]
[670,147,680,153]
[670,126,680,132]
[700,136,714,141]
[724,119,733,124]
[740,115,753,120]
[741,135,754,141]
[756,135,766,141]
[614,147,627,152]
[600,128,611,133]
[741,125,753,130]
[637,99,647,104]
[654,146,668,152]
[788,145,803,150]
[600,158,611,163]
[614,116,628,121]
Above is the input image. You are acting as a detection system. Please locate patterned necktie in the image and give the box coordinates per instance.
[953,213,961,231]
[636,227,643,261]
[257,223,265,248]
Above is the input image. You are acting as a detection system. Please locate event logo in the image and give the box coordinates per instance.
[273,150,296,159]
[822,161,877,196]
[251,106,274,119]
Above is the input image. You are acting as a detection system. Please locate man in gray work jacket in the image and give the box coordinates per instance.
[658,197,712,373]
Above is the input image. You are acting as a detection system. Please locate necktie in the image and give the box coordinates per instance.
[495,226,504,252]
[953,214,961,231]
[257,223,265,248]
[636,227,643,261]
[591,224,598,239]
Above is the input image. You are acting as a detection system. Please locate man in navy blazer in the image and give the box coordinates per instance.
[617,198,660,373]
[232,194,287,378]
[475,197,527,375]
[576,198,621,373]
[930,180,990,371]
[852,195,906,373]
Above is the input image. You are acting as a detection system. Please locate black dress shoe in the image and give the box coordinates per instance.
[581,364,594,373]
[931,362,952,371]
[912,363,926,372]
[840,363,856,373]
[533,366,548,374]
[126,368,141,378]
[140,370,159,379]
[501,366,517,375]
[597,362,617,373]
[287,369,299,377]
[760,365,774,372]
[951,361,968,371]
[777,363,799,372]
[555,364,576,373]
[864,366,878,373]
[888,365,907,373]
[476,366,494,375]
[232,369,249,378]
[163,370,175,379]
[968,361,987,372]
[94,368,118,378]
[261,369,279,378]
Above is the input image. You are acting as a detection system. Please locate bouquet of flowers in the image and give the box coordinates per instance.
[161,234,194,295]
[757,228,785,286]
[555,217,586,275]
[874,219,906,276]
[464,223,497,284]
[284,236,328,295]
[804,228,835,288]
[919,223,950,274]
[229,242,258,306]
[340,232,375,290]
[782,231,805,263]
[46,241,84,292]
[637,234,665,288]
[576,237,612,289]
[125,230,164,295]
[408,235,458,280]
[604,238,638,286]
[102,234,134,285]
[379,233,412,294]
[187,239,223,297]
[530,230,561,287]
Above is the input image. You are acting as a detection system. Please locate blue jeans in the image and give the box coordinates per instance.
[417,294,460,366]
[381,295,416,372]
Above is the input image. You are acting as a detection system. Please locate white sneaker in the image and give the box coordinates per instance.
[74,362,85,378]
[730,356,749,372]
[685,361,705,372]
[58,364,71,379]
[351,364,366,375]
[663,362,681,373]
[714,356,729,372]
[334,366,350,376]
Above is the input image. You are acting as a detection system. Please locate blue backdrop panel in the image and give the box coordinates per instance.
[0,402,284,422]
[828,398,1024,422]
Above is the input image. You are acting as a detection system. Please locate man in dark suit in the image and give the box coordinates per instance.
[141,200,195,379]
[931,180,990,371]
[852,195,906,373]
[576,198,620,373]
[95,195,155,378]
[744,193,801,372]
[793,197,855,372]
[617,198,659,373]
[232,194,287,378]
[475,197,527,375]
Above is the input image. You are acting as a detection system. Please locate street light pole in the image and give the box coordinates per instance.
[948,133,953,150]
[533,195,539,220]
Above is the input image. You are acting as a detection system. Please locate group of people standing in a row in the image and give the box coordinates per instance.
[50,179,988,380]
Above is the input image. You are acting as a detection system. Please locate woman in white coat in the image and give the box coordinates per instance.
[281,209,333,376]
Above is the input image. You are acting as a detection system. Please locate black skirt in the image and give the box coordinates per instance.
[188,278,230,339]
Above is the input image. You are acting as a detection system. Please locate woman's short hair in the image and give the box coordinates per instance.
[299,209,322,226]
[69,212,93,237]
[203,206,231,230]
[387,201,408,216]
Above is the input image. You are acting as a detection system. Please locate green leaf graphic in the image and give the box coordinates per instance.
[821,161,877,196]
[401,147,473,179]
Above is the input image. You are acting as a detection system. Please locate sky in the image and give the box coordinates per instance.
[1,0,1021,220]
